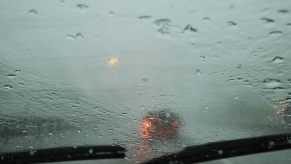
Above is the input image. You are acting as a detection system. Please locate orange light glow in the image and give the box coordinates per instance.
[142,119,152,128]
[107,56,118,66]
[140,119,152,139]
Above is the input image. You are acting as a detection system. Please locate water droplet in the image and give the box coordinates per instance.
[138,15,152,19]
[154,18,171,25]
[202,17,211,21]
[66,33,84,40]
[153,18,171,34]
[75,32,84,39]
[195,69,202,76]
[270,56,284,63]
[200,55,206,61]
[228,21,237,26]
[218,150,223,155]
[4,85,12,89]
[263,78,281,89]
[268,141,275,148]
[15,70,21,73]
[140,105,146,111]
[29,151,36,156]
[19,83,24,87]
[88,149,93,154]
[77,129,81,133]
[29,9,38,14]
[48,132,53,136]
[278,9,289,14]
[288,79,291,85]
[77,4,88,9]
[22,130,27,133]
[7,74,16,79]
[269,31,282,36]
[142,78,148,82]
[260,17,275,23]
[234,96,239,100]
[66,35,75,40]
[122,112,127,115]
[183,24,197,33]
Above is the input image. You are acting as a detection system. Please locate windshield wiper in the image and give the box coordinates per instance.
[144,133,291,164]
[0,145,125,164]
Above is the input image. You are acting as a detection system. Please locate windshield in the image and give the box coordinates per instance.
[0,0,291,163]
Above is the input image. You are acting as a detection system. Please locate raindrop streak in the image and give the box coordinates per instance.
[183,24,197,33]
[269,31,282,36]
[260,17,275,23]
[263,78,281,89]
[278,9,289,14]
[4,85,13,89]
[270,56,284,63]
[7,74,16,79]
[195,69,202,76]
[138,15,152,19]
[153,18,171,25]
[76,4,88,9]
[29,9,38,14]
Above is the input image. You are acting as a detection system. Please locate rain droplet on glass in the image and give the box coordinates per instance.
[29,9,38,14]
[263,78,281,89]
[7,74,16,79]
[4,85,13,89]
[270,56,284,63]
[76,4,88,9]
[183,24,197,33]
[195,69,202,76]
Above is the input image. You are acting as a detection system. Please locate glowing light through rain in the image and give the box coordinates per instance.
[107,56,118,66]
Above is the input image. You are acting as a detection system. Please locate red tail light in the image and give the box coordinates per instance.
[170,121,179,129]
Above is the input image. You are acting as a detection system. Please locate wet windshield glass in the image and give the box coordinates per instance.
[0,0,291,163]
